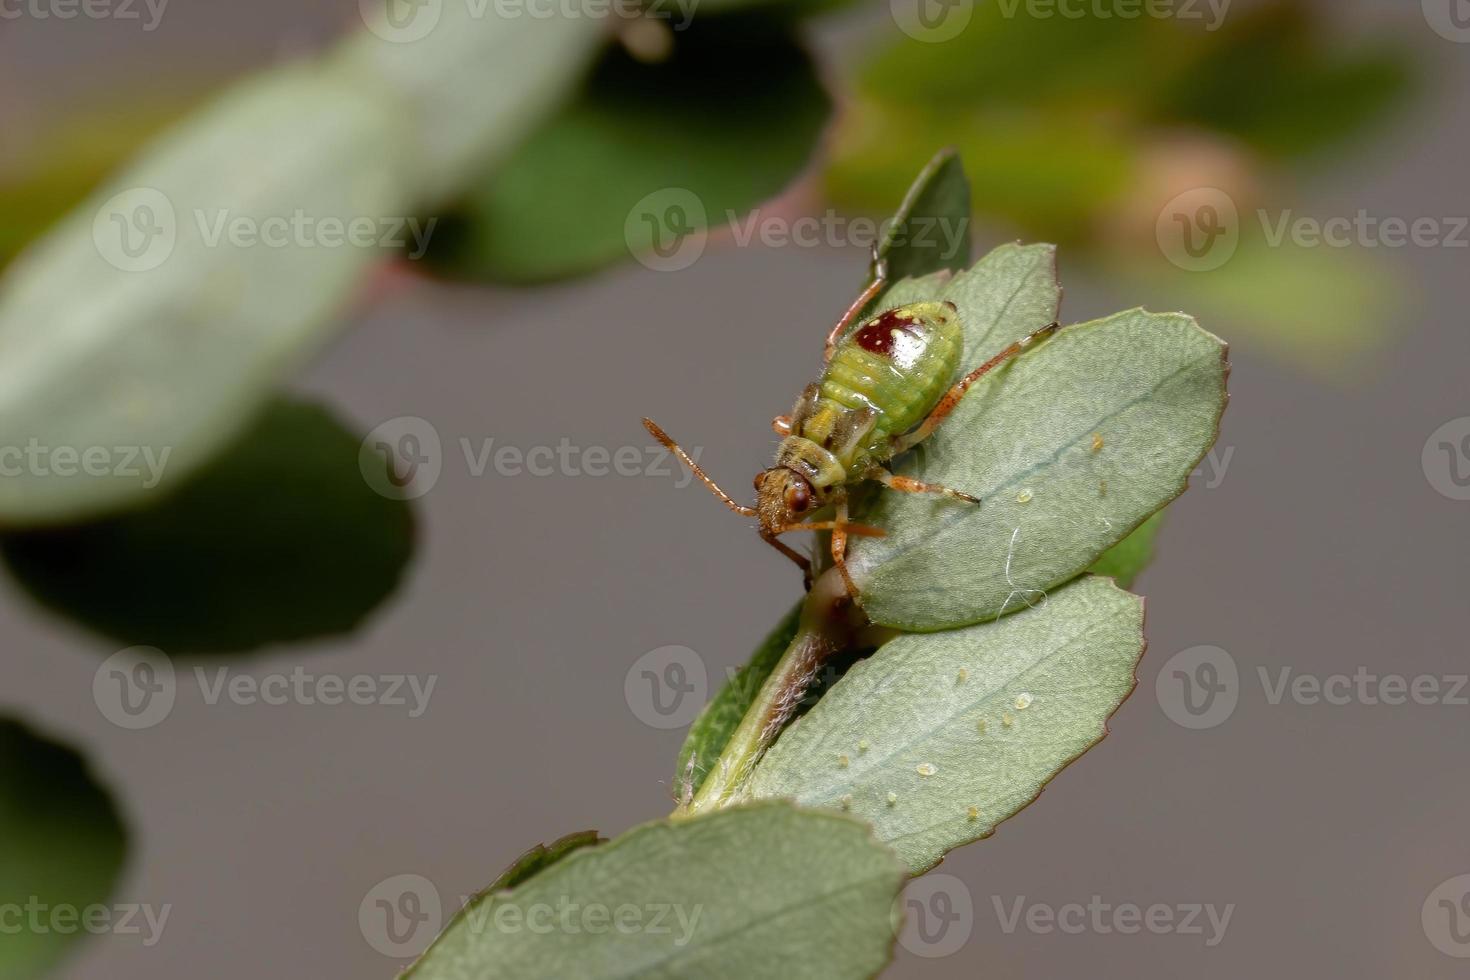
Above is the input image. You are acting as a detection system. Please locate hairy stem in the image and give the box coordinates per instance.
[677,569,862,817]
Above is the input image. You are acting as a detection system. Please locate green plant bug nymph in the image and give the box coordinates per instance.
[645,255,1058,597]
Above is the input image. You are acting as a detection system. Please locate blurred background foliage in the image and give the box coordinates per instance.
[825,0,1415,370]
[0,3,1426,973]
[0,717,127,979]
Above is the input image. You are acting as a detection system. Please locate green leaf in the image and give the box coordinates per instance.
[425,15,829,282]
[675,603,801,801]
[1,717,128,979]
[872,147,970,287]
[939,242,1060,366]
[1087,510,1164,589]
[403,802,903,980]
[0,12,602,526]
[747,576,1143,874]
[483,831,604,894]
[851,305,1227,631]
[0,398,414,655]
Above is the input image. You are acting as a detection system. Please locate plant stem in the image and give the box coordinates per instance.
[677,569,861,817]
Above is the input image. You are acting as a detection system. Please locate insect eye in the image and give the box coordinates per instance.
[785,483,811,513]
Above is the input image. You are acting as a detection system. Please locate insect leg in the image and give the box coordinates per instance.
[642,417,756,517]
[823,250,890,363]
[771,415,793,437]
[869,468,979,504]
[891,321,1060,453]
[761,530,812,588]
[831,498,860,599]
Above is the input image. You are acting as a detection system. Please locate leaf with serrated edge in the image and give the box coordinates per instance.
[403,802,903,980]
[481,830,603,895]
[747,576,1143,874]
[851,306,1227,631]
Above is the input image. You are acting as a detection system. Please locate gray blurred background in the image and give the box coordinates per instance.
[3,1,1469,977]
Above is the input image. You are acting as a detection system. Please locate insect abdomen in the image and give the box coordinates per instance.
[818,301,963,438]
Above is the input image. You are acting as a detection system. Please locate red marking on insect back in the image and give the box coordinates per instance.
[853,310,922,358]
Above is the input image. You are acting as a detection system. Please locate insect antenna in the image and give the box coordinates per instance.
[771,521,887,538]
[642,417,757,517]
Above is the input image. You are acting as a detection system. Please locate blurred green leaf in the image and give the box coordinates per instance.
[688,0,858,15]
[1087,510,1164,588]
[748,576,1143,874]
[0,64,404,526]
[0,398,413,656]
[0,93,207,269]
[851,299,1228,631]
[675,604,801,800]
[857,3,1177,111]
[827,0,1414,253]
[423,15,830,282]
[1105,233,1398,373]
[0,717,127,979]
[403,802,903,979]
[0,11,602,526]
[826,101,1136,245]
[1149,2,1413,159]
[687,0,858,15]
